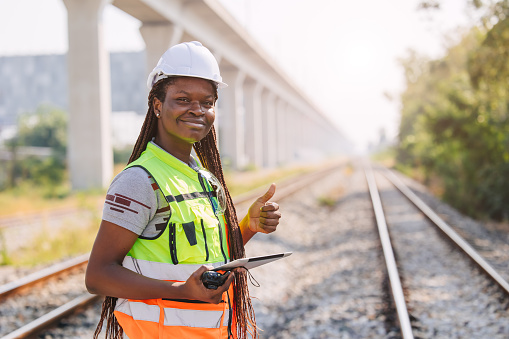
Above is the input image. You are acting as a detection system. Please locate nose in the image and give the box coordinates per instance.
[189,100,204,115]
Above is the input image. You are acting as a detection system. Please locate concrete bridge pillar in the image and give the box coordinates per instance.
[296,111,307,161]
[62,0,113,189]
[140,22,183,79]
[307,119,314,149]
[261,91,277,168]
[243,80,263,169]
[289,109,297,161]
[276,99,288,165]
[285,106,295,163]
[218,68,247,169]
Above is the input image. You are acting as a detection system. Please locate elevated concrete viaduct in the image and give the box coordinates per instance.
[62,0,346,190]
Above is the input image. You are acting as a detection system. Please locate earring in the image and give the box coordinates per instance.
[156,113,160,118]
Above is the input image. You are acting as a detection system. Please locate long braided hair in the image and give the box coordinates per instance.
[94,77,256,339]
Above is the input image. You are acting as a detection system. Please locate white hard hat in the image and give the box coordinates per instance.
[147,41,227,89]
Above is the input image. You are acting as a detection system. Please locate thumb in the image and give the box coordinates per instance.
[257,183,276,205]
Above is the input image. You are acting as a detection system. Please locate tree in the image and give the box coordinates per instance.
[397,24,509,220]
[5,105,68,189]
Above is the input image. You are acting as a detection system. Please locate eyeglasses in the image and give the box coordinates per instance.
[197,168,226,215]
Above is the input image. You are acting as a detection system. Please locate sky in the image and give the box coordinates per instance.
[0,0,474,152]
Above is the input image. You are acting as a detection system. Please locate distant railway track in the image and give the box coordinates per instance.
[0,207,85,230]
[0,162,344,339]
[365,164,509,338]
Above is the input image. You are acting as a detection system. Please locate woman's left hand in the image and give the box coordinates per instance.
[246,183,281,234]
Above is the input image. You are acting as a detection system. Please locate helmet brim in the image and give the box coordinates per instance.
[148,71,228,89]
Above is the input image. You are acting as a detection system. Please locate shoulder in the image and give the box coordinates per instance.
[112,166,153,186]
[106,166,161,211]
[102,167,160,235]
[111,165,163,193]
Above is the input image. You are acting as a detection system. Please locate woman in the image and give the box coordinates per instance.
[85,41,281,339]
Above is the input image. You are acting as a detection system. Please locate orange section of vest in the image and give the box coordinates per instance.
[115,285,236,338]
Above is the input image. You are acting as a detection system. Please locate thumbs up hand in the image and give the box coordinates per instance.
[246,183,281,234]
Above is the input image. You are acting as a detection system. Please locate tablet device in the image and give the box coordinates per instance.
[213,252,292,271]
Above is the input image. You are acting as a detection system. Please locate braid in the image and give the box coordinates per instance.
[128,78,174,164]
[194,127,257,339]
[94,296,123,339]
[95,76,256,339]
[94,78,172,339]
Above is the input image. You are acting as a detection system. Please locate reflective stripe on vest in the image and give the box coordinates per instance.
[115,298,230,328]
[122,256,225,282]
[115,142,233,338]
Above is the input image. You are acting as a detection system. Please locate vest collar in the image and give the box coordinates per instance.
[146,142,200,181]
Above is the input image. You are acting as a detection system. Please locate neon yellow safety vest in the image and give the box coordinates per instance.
[114,142,234,339]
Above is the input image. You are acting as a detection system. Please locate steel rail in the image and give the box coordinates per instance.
[0,162,344,338]
[381,168,509,296]
[364,165,414,339]
[0,253,89,300]
[0,294,100,339]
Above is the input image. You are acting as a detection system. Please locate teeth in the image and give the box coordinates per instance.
[183,121,204,126]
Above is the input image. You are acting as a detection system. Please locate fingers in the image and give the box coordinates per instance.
[258,222,278,233]
[257,201,281,234]
[259,225,277,234]
[248,186,281,235]
[260,203,281,221]
[258,212,281,233]
[217,271,235,294]
[259,215,281,224]
[205,271,234,303]
[187,265,228,304]
[260,202,279,212]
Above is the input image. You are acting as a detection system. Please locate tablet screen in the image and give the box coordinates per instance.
[213,252,292,271]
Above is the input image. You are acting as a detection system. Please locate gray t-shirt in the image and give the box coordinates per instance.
[102,144,200,237]
[102,166,169,238]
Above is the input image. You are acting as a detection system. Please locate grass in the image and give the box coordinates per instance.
[0,178,105,267]
[1,218,99,267]
[0,181,106,218]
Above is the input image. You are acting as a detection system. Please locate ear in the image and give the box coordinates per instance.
[153,98,162,117]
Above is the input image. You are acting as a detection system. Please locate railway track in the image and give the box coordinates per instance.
[366,165,509,338]
[0,162,343,339]
[2,162,508,338]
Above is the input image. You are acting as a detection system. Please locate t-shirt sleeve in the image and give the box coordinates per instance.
[102,167,157,235]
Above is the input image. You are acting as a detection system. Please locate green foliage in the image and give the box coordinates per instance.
[4,105,68,191]
[17,105,67,152]
[397,22,509,221]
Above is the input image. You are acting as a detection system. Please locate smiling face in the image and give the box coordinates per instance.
[153,77,217,160]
